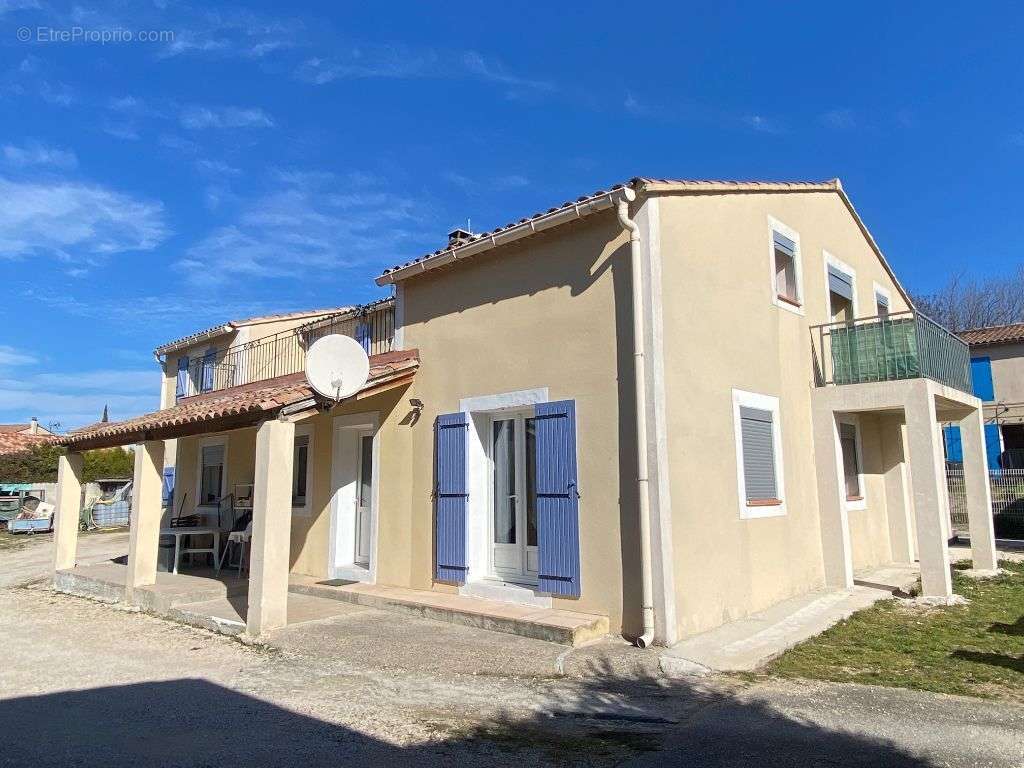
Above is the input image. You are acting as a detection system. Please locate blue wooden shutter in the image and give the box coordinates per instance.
[943,425,963,462]
[176,356,190,399]
[355,322,372,354]
[535,400,581,598]
[162,467,175,506]
[970,357,995,402]
[985,423,1002,471]
[827,265,854,301]
[435,412,468,583]
[200,350,216,392]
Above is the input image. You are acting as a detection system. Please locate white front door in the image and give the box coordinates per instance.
[354,432,373,566]
[490,413,538,583]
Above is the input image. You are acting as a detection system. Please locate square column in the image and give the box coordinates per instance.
[52,452,84,574]
[880,416,915,564]
[126,441,166,603]
[959,408,999,572]
[246,418,295,637]
[811,404,854,589]
[905,388,953,600]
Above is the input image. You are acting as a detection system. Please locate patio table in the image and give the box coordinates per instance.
[159,526,222,575]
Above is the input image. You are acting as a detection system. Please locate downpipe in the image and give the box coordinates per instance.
[616,188,656,649]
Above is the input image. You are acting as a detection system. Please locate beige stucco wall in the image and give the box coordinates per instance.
[398,215,640,634]
[656,190,910,638]
[981,341,1024,424]
[845,413,895,570]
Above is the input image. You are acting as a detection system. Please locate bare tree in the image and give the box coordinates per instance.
[912,265,1024,332]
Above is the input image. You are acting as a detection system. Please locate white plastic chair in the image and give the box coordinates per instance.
[217,521,252,577]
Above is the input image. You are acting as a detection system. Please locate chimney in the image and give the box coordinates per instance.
[29,417,38,434]
[447,227,473,248]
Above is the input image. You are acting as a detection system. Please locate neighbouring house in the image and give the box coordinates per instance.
[0,419,55,456]
[944,323,1024,469]
[50,177,998,646]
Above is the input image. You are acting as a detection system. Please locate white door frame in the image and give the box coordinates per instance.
[328,412,380,583]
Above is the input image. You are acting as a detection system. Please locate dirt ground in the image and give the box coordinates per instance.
[1,534,1022,767]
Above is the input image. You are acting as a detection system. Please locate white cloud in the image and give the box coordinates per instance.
[3,141,78,169]
[179,105,275,130]
[0,176,169,261]
[820,108,857,130]
[0,345,38,366]
[177,169,428,285]
[442,171,530,192]
[156,10,300,60]
[743,114,784,134]
[39,81,75,107]
[0,0,40,14]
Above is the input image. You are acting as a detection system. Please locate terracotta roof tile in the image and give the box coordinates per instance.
[62,351,419,449]
[0,432,55,456]
[959,323,1024,346]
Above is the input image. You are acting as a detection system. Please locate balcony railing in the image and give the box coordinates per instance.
[810,310,972,394]
[177,301,395,400]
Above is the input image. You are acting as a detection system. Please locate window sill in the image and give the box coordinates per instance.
[776,294,802,309]
[846,495,864,502]
[747,498,783,507]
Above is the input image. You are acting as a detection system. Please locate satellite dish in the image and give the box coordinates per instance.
[305,334,370,401]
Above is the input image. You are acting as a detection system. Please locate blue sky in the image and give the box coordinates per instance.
[0,1,1021,430]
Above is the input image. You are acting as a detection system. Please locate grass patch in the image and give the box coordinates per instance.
[0,530,28,551]
[765,560,1024,702]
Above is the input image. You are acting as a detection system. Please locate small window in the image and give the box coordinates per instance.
[839,422,862,501]
[292,434,310,508]
[733,390,786,519]
[773,232,800,306]
[199,443,225,504]
[875,290,890,319]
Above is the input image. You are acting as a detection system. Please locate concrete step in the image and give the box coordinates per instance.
[54,565,126,604]
[289,578,608,647]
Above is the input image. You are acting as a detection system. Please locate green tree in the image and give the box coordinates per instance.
[0,444,134,484]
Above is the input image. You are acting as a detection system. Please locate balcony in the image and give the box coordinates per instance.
[177,301,395,400]
[810,310,972,394]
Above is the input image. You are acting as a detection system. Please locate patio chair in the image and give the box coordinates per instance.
[216,520,252,577]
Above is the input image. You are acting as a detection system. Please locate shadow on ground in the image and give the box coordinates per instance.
[0,669,931,767]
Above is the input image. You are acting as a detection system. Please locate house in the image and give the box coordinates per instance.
[51,177,998,646]
[946,323,1024,469]
[0,418,55,456]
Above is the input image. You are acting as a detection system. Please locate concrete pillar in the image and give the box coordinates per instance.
[52,452,84,574]
[880,416,915,564]
[960,408,999,572]
[246,418,295,637]
[126,441,166,603]
[904,387,953,599]
[812,404,854,589]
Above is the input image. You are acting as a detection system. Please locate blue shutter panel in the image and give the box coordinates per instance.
[176,356,190,399]
[162,467,175,506]
[943,425,963,462]
[970,357,995,402]
[355,322,372,354]
[435,412,468,583]
[201,350,216,392]
[984,423,1002,471]
[535,400,581,598]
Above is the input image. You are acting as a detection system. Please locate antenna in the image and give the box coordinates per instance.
[304,334,371,403]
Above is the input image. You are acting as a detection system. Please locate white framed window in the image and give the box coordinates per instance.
[196,436,228,506]
[732,389,786,519]
[823,251,858,323]
[767,216,804,315]
[292,424,314,515]
[837,416,866,511]
[872,282,891,319]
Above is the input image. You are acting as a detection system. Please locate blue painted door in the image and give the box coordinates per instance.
[435,412,468,583]
[534,400,581,598]
[201,350,216,392]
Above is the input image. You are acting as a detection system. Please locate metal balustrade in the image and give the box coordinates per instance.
[176,301,395,399]
[810,310,972,394]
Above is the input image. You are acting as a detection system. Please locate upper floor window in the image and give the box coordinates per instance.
[768,218,803,313]
[825,253,857,323]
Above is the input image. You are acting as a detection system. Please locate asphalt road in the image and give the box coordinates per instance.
[1,533,1021,767]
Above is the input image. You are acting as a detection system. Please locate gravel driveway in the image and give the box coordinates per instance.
[1,534,1021,767]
